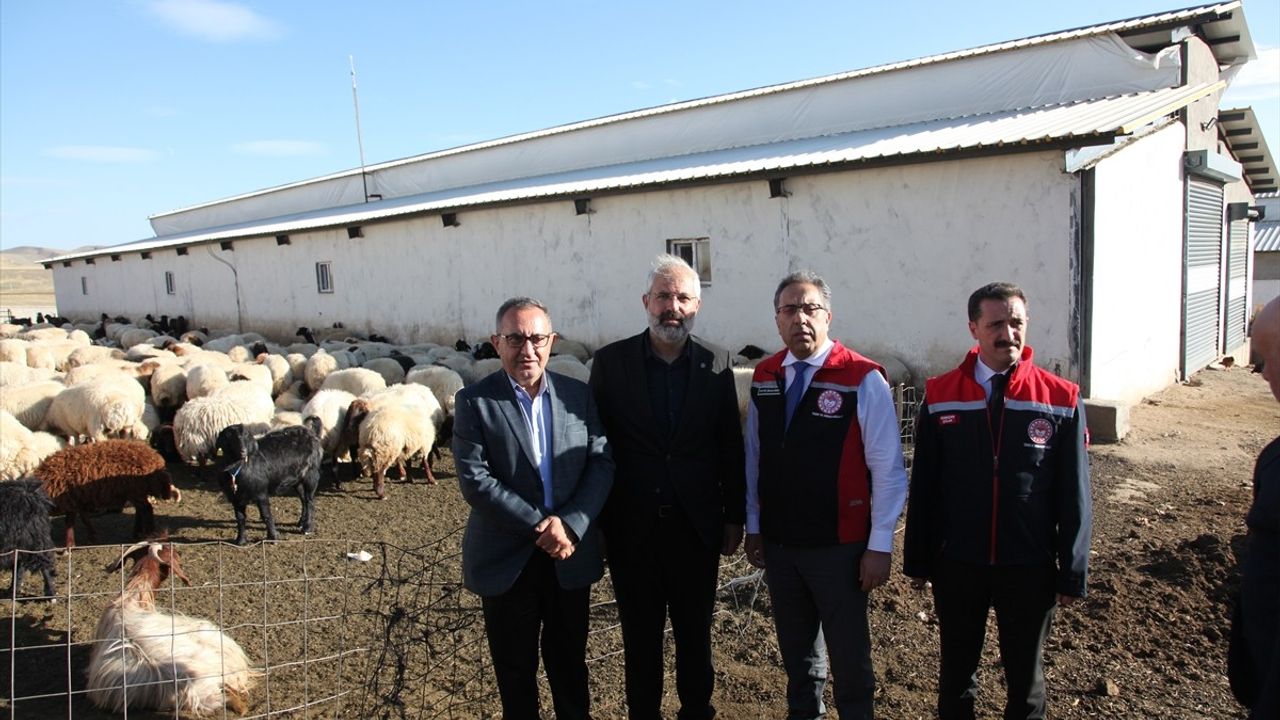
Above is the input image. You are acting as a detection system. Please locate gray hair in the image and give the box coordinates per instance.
[494,297,551,333]
[773,270,832,311]
[646,254,700,297]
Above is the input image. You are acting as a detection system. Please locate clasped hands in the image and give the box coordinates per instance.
[535,515,576,560]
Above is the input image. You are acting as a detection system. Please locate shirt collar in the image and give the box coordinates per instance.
[784,338,835,370]
[974,357,1013,386]
[506,372,549,400]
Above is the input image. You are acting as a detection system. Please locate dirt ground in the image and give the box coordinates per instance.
[2,363,1276,719]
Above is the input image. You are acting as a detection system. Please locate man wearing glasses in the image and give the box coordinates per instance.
[589,254,745,720]
[453,297,614,720]
[744,270,907,719]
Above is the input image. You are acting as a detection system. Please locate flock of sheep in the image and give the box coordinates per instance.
[0,315,598,716]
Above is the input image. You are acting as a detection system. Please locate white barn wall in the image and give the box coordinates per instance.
[1087,123,1186,403]
[52,151,1077,385]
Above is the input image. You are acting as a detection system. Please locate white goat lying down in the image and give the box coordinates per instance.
[87,539,260,717]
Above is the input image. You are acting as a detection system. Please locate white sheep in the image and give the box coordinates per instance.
[171,385,273,465]
[18,327,71,343]
[346,395,439,499]
[405,365,464,417]
[471,357,503,383]
[149,362,189,414]
[227,363,274,395]
[0,380,65,431]
[65,345,125,369]
[0,338,29,365]
[299,388,357,461]
[547,355,590,383]
[285,352,310,379]
[116,327,159,350]
[319,367,386,396]
[273,380,310,412]
[0,361,60,388]
[360,357,406,386]
[185,364,229,400]
[0,410,66,482]
[44,376,146,443]
[255,353,294,396]
[202,332,265,355]
[551,336,591,362]
[62,359,151,388]
[304,348,340,391]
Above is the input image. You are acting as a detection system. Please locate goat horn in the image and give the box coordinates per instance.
[170,487,182,503]
[105,540,153,572]
[148,543,164,564]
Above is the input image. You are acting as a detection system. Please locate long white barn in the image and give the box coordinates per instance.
[42,2,1277,411]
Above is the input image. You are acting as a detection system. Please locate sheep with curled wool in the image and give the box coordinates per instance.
[215,423,321,544]
[43,375,146,443]
[87,539,259,716]
[35,439,180,548]
[171,384,273,465]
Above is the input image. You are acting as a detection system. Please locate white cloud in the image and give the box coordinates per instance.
[46,146,160,163]
[147,0,280,42]
[1223,46,1280,104]
[230,140,326,157]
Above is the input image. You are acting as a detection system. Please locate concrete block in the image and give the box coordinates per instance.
[1084,398,1130,444]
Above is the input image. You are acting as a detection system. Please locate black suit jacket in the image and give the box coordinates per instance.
[589,331,746,551]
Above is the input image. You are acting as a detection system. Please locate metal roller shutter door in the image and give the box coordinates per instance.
[1223,217,1248,352]
[1183,179,1222,376]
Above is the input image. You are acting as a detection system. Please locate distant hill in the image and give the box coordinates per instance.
[0,246,58,309]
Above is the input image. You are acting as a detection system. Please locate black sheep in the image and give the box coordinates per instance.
[0,479,57,599]
[215,424,321,545]
[473,341,499,360]
[295,326,318,345]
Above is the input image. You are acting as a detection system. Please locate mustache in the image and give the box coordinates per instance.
[659,311,687,323]
[995,340,1018,348]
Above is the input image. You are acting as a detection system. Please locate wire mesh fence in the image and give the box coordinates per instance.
[4,535,775,719]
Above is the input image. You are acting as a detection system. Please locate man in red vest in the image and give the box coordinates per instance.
[904,282,1092,720]
[744,270,908,719]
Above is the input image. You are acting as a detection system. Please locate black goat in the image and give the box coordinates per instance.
[170,316,190,337]
[454,338,471,352]
[473,341,499,360]
[368,333,390,343]
[388,350,416,373]
[737,344,768,360]
[215,424,321,545]
[296,327,318,345]
[0,479,57,599]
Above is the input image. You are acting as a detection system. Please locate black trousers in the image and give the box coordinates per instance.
[607,506,721,720]
[481,551,592,720]
[931,559,1057,720]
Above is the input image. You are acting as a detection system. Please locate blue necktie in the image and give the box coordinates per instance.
[785,362,812,429]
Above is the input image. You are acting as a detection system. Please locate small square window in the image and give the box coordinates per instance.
[316,261,334,294]
[81,276,88,295]
[666,237,712,284]
[165,271,176,295]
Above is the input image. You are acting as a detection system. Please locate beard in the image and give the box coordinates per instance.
[649,311,695,345]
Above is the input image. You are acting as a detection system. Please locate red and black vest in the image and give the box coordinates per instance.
[751,342,885,546]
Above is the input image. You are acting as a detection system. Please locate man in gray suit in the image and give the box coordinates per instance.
[453,297,614,720]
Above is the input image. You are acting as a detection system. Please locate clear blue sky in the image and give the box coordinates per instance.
[2,1,1276,252]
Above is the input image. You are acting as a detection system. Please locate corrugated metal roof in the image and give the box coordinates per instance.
[149,3,1251,221]
[1219,107,1278,194]
[1257,222,1280,252]
[43,82,1221,266]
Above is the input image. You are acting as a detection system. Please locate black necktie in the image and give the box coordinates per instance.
[989,372,1007,419]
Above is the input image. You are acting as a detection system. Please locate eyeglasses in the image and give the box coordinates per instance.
[497,333,553,349]
[649,291,698,304]
[775,303,827,318]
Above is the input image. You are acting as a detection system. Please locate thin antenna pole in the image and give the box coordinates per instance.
[350,55,370,203]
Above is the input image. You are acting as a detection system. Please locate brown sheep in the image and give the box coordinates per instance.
[35,440,181,548]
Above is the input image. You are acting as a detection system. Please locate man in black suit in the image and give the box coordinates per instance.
[453,296,614,720]
[589,254,746,720]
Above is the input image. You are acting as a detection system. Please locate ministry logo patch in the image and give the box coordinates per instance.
[817,390,843,414]
[1027,418,1054,445]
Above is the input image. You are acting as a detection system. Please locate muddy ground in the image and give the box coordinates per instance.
[3,363,1276,719]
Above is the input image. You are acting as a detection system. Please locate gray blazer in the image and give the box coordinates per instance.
[453,369,614,597]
